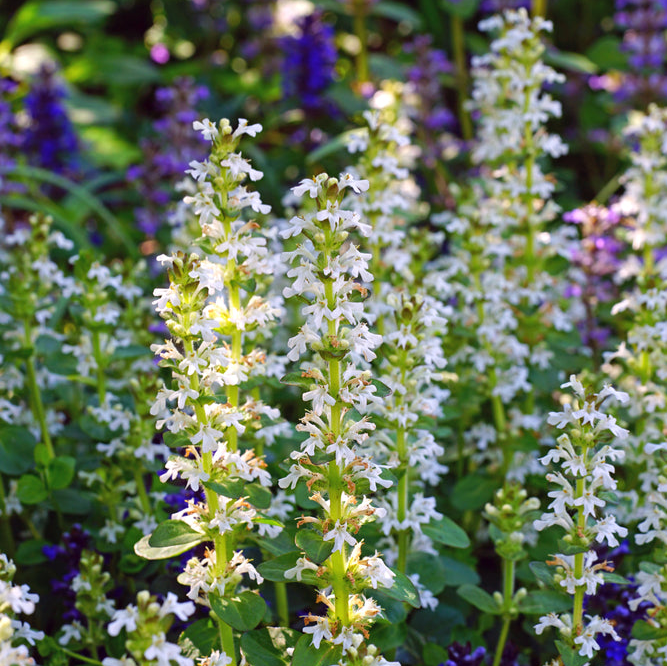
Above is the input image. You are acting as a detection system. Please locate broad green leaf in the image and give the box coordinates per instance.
[440,0,480,19]
[423,644,450,666]
[250,530,295,557]
[422,516,470,549]
[370,621,407,651]
[291,634,343,666]
[370,1,423,26]
[295,530,334,564]
[182,618,219,654]
[0,426,36,475]
[517,590,571,615]
[47,456,75,490]
[280,372,314,390]
[371,379,392,398]
[258,552,320,585]
[556,538,589,556]
[16,475,48,504]
[451,474,496,511]
[204,479,272,510]
[78,126,142,170]
[442,555,480,587]
[457,584,501,614]
[210,591,266,632]
[241,627,301,666]
[631,619,667,641]
[15,539,48,565]
[148,520,205,548]
[555,640,590,666]
[545,50,598,75]
[135,534,202,560]
[52,489,93,515]
[603,572,629,585]
[376,569,420,608]
[2,0,114,48]
[407,552,447,595]
[530,561,556,588]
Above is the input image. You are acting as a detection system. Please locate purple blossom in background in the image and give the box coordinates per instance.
[404,34,457,168]
[592,0,667,104]
[280,10,337,113]
[445,642,486,666]
[128,77,209,236]
[564,203,625,354]
[42,524,91,622]
[0,77,23,196]
[479,0,530,11]
[239,0,279,73]
[22,62,80,176]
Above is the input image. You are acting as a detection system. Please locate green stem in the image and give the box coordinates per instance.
[396,427,409,574]
[59,648,103,666]
[274,581,289,627]
[532,0,547,17]
[133,468,151,515]
[492,558,515,666]
[23,319,55,460]
[452,15,473,142]
[353,1,369,85]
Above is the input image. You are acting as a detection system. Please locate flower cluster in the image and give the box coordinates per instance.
[534,376,628,661]
[143,118,282,662]
[0,554,44,665]
[103,590,195,666]
[280,172,397,664]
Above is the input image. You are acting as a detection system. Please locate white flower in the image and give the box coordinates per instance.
[193,118,219,141]
[285,557,319,582]
[322,519,357,552]
[303,615,333,649]
[107,605,139,636]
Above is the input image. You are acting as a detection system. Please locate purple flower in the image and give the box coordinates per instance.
[22,62,80,176]
[280,10,337,113]
[445,642,487,666]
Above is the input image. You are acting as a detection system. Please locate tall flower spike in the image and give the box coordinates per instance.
[280,172,400,666]
[533,376,628,663]
[140,118,281,665]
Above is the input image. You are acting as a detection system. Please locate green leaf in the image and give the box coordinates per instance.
[210,591,266,632]
[135,534,201,560]
[377,569,420,608]
[258,552,320,585]
[451,474,496,512]
[15,539,48,565]
[163,432,191,449]
[603,572,629,585]
[2,0,114,47]
[47,456,75,490]
[52,489,93,515]
[423,644,450,666]
[545,49,598,75]
[254,515,284,528]
[204,479,272,510]
[250,530,295,557]
[306,133,351,166]
[439,0,480,19]
[182,618,219,654]
[241,627,301,666]
[295,530,334,564]
[555,640,590,666]
[371,379,392,398]
[442,556,480,587]
[16,475,48,504]
[370,1,423,26]
[556,538,590,556]
[407,552,447,595]
[370,621,407,651]
[457,584,501,614]
[280,372,313,389]
[631,619,667,641]
[291,634,343,666]
[517,590,571,615]
[9,165,136,257]
[0,426,36,475]
[585,36,627,70]
[110,345,150,361]
[530,561,556,588]
[66,53,160,86]
[78,126,142,170]
[422,516,470,549]
[148,520,206,548]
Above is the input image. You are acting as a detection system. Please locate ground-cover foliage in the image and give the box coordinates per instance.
[2,1,667,665]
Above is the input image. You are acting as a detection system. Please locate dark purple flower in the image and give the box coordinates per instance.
[445,642,487,666]
[127,77,209,237]
[22,62,80,176]
[280,10,337,113]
